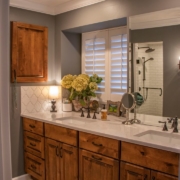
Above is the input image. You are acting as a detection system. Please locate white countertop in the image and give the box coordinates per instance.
[21,111,180,154]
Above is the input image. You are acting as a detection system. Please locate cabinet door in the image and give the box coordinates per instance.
[45,138,61,180]
[120,161,150,180]
[60,144,78,180]
[79,149,119,180]
[151,170,178,180]
[11,21,48,82]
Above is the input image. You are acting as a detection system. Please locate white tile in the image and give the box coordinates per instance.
[30,95,38,105]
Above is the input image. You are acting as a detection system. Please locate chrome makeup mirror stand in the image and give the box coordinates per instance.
[121,93,136,125]
[131,104,141,124]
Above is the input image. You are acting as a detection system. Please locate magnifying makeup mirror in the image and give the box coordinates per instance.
[121,92,141,125]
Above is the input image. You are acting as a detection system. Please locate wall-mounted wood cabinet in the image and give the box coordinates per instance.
[11,22,48,83]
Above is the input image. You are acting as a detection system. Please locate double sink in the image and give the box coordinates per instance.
[54,116,180,145]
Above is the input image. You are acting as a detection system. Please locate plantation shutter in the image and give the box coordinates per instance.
[82,27,128,102]
[109,27,128,101]
[82,30,109,101]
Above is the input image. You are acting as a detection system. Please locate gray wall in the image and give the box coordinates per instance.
[10,0,180,177]
[55,0,180,81]
[0,0,12,179]
[130,26,180,117]
[10,7,56,178]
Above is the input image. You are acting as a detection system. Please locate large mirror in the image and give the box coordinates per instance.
[129,9,180,118]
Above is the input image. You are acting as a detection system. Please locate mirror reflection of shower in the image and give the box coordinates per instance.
[132,42,163,116]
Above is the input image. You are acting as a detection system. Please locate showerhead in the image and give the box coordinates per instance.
[145,48,155,53]
[138,46,155,53]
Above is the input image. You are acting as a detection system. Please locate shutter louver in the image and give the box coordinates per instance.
[82,27,128,102]
[110,34,127,96]
[85,37,106,94]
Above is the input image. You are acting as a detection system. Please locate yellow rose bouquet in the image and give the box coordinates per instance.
[61,74,102,105]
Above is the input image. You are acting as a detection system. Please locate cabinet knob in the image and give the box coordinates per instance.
[152,176,155,180]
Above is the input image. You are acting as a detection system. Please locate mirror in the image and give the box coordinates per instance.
[129,9,180,118]
[121,92,136,125]
[121,93,135,109]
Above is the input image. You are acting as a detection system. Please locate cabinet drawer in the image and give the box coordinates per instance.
[79,132,119,159]
[121,142,179,176]
[45,123,78,146]
[23,118,44,136]
[24,131,44,159]
[151,170,178,180]
[25,152,45,180]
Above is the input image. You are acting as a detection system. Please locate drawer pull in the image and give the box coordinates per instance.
[29,124,35,128]
[92,142,103,147]
[152,177,155,180]
[30,164,36,170]
[92,155,102,161]
[30,143,36,147]
[56,146,59,157]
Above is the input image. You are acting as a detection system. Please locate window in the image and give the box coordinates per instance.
[82,27,128,102]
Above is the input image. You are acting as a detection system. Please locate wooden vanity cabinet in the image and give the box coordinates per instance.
[23,117,179,180]
[79,149,119,180]
[45,124,78,180]
[120,162,178,180]
[151,171,178,180]
[23,118,45,180]
[120,161,151,180]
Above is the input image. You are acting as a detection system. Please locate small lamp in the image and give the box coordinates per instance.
[49,86,59,112]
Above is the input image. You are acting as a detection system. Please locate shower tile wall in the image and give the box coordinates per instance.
[21,86,62,114]
[134,42,163,116]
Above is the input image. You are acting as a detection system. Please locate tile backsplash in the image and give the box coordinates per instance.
[21,86,62,114]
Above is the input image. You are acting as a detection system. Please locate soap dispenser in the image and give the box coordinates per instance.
[101,104,107,120]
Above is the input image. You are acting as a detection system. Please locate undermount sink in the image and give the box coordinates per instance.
[135,130,180,145]
[55,116,96,125]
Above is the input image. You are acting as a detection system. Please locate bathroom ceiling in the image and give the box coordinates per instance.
[10,0,105,15]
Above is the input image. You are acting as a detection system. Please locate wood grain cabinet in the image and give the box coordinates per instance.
[11,21,48,82]
[120,161,150,180]
[121,142,179,177]
[45,123,78,180]
[23,117,179,180]
[23,118,45,180]
[45,138,78,180]
[151,171,178,180]
[120,162,178,180]
[79,149,119,180]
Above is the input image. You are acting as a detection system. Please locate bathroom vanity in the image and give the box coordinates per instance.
[21,112,180,180]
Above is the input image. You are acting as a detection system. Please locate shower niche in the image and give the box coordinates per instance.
[131,42,163,116]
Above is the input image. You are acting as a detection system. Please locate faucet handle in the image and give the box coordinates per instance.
[167,117,175,123]
[158,121,168,131]
[80,108,85,117]
[173,117,178,133]
[92,112,99,119]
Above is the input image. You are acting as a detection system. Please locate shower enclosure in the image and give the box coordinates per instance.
[131,42,163,116]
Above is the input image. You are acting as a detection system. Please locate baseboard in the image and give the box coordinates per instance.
[12,174,32,180]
